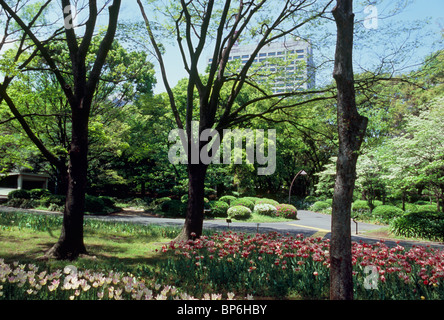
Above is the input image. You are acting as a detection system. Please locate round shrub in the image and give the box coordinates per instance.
[311,201,330,212]
[352,200,371,215]
[255,198,279,207]
[219,195,237,205]
[227,205,251,220]
[372,205,404,224]
[29,188,51,199]
[242,197,260,205]
[275,204,297,219]
[8,189,31,200]
[208,200,229,217]
[253,203,277,216]
[230,198,255,211]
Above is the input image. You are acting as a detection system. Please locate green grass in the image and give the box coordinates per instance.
[0,211,180,274]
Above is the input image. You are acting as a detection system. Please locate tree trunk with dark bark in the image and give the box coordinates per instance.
[330,0,368,300]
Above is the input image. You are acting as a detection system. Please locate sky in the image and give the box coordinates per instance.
[119,0,443,95]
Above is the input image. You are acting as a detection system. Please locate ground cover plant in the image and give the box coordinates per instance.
[1,212,443,300]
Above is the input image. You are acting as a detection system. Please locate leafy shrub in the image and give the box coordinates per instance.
[219,195,237,205]
[304,195,317,203]
[416,205,438,212]
[255,198,279,207]
[275,204,297,219]
[8,189,31,200]
[230,198,255,211]
[29,188,51,199]
[311,201,330,212]
[372,205,404,224]
[40,194,66,207]
[161,199,186,217]
[390,210,444,241]
[227,205,251,220]
[352,200,370,212]
[242,197,260,205]
[253,203,277,216]
[85,195,106,215]
[6,198,36,209]
[208,200,229,217]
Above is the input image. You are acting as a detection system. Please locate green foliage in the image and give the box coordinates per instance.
[227,205,252,220]
[230,198,255,211]
[219,195,237,205]
[390,210,444,241]
[275,204,297,219]
[208,200,229,217]
[160,199,186,217]
[29,189,51,199]
[253,203,277,216]
[255,198,279,207]
[352,200,371,213]
[311,201,331,212]
[371,205,404,224]
[8,189,30,200]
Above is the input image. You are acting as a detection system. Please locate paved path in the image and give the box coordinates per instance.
[1,205,443,249]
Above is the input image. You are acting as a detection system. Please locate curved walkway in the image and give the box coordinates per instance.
[1,205,443,249]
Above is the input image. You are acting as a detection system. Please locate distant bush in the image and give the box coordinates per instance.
[227,205,251,220]
[161,199,186,217]
[230,198,255,211]
[253,203,277,216]
[219,195,237,205]
[416,205,438,212]
[255,198,279,207]
[6,198,36,209]
[275,204,297,219]
[372,205,404,224]
[242,197,261,205]
[208,200,229,217]
[40,195,66,208]
[390,210,444,241]
[29,188,51,199]
[311,201,330,212]
[352,200,370,211]
[8,189,31,200]
[304,195,317,204]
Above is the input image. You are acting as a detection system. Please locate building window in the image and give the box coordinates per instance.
[268,52,276,56]
[259,52,267,57]
[242,55,249,59]
[296,49,304,53]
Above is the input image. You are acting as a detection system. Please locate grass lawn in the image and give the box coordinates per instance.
[0,211,179,274]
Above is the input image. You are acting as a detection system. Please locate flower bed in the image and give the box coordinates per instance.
[159,232,444,299]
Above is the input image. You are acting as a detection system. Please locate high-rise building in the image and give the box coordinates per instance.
[208,39,315,93]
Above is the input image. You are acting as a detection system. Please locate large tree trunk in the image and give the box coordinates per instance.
[176,163,208,241]
[330,0,368,300]
[46,106,89,260]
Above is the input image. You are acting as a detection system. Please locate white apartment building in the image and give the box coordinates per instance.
[209,39,315,93]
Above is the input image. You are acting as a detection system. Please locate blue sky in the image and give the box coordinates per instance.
[120,0,444,95]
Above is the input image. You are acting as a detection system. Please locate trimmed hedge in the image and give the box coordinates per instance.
[253,203,277,216]
[371,205,404,224]
[227,205,252,220]
[219,196,237,205]
[275,204,297,219]
[208,200,229,217]
[8,189,31,200]
[230,198,255,211]
[255,198,279,207]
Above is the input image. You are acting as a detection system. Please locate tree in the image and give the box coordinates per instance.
[138,0,335,241]
[330,0,368,300]
[0,0,122,260]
